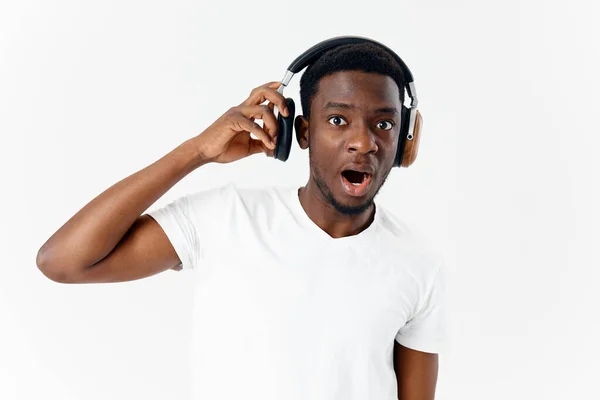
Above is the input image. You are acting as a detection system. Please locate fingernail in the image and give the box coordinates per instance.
[283,107,289,117]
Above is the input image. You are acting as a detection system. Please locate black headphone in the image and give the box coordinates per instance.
[273,35,423,168]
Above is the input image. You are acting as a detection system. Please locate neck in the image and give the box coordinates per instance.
[297,182,375,239]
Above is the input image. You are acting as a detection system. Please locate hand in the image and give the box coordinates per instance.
[193,81,290,164]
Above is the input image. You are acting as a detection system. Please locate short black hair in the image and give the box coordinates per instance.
[299,42,406,120]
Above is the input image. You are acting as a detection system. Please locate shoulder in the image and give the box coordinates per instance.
[232,183,294,201]
[226,183,295,210]
[376,204,439,250]
[375,204,445,277]
[185,182,295,214]
[185,181,279,202]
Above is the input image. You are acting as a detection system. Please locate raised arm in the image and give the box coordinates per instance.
[36,81,289,284]
[36,140,209,283]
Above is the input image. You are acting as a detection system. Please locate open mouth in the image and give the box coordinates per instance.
[342,170,370,185]
[340,170,373,196]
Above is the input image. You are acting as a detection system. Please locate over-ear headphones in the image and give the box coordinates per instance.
[273,35,423,168]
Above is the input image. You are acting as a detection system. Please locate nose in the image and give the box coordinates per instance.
[346,121,378,155]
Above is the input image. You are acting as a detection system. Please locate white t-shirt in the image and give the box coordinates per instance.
[147,181,447,400]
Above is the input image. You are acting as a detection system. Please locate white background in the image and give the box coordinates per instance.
[1,0,598,398]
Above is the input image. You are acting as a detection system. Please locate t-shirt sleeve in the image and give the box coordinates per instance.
[395,259,448,354]
[146,184,231,271]
[146,194,199,271]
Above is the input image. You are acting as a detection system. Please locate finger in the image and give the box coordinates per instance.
[261,81,284,93]
[236,115,276,149]
[262,140,275,158]
[260,105,279,140]
[265,81,283,90]
[267,100,279,121]
[240,105,278,141]
[242,83,289,117]
[248,138,264,156]
[263,83,281,107]
[265,101,275,119]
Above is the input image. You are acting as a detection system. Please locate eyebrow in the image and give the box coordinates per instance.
[322,101,399,115]
[374,106,399,115]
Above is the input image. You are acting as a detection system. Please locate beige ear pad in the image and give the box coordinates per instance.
[401,109,423,167]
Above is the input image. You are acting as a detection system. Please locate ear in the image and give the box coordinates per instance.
[295,115,309,150]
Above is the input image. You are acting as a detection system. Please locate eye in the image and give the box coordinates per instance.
[327,116,347,126]
[377,120,395,131]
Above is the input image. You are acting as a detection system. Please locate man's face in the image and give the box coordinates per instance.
[298,70,402,215]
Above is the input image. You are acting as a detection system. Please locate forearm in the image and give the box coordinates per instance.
[36,138,208,272]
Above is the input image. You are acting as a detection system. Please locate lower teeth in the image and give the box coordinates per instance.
[344,173,369,187]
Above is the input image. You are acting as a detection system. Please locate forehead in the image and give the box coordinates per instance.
[312,70,402,109]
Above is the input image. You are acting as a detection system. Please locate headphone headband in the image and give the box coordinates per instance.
[279,35,417,108]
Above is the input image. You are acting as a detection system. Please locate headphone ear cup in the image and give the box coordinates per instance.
[394,106,411,167]
[401,109,422,167]
[274,98,295,162]
[394,107,422,168]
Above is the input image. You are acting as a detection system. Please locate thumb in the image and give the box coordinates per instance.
[248,138,271,157]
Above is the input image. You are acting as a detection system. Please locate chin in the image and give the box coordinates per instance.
[327,182,377,216]
[332,197,374,216]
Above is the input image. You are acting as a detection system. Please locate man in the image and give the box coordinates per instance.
[37,42,446,400]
